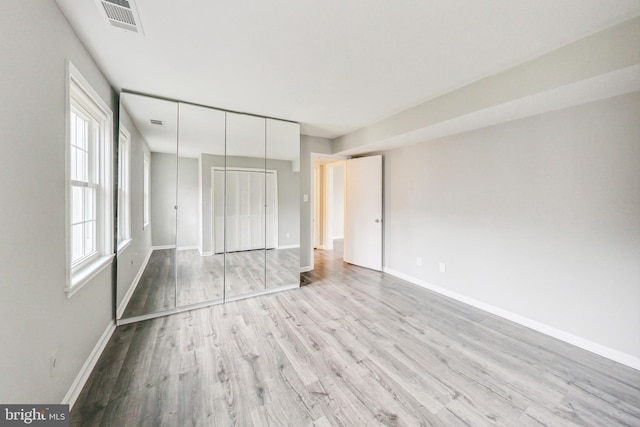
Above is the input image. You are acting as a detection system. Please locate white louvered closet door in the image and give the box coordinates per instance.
[225,169,275,253]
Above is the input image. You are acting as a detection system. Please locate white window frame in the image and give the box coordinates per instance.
[65,61,114,297]
[117,125,132,253]
[143,154,150,229]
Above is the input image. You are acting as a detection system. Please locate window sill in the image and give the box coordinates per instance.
[117,238,133,255]
[66,254,114,298]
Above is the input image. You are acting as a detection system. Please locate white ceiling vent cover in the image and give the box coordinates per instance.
[97,0,144,35]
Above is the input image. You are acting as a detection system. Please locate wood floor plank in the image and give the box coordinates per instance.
[73,242,640,426]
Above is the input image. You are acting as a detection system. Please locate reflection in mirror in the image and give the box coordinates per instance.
[176,103,225,306]
[224,112,266,299]
[116,93,178,320]
[266,119,301,289]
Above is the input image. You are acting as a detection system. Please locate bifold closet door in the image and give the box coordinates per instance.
[226,169,267,252]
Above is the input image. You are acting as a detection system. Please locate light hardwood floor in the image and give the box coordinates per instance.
[77,242,640,426]
[122,248,299,318]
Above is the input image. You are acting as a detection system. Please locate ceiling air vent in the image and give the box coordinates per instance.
[150,119,164,126]
[97,0,144,35]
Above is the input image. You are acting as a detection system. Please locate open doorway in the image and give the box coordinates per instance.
[312,157,346,262]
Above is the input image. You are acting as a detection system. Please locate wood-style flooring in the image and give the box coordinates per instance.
[76,241,640,426]
[122,248,299,319]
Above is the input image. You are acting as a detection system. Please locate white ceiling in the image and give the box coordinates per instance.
[57,0,640,139]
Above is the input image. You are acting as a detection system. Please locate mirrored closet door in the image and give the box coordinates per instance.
[176,103,226,307]
[116,92,300,324]
[116,93,178,319]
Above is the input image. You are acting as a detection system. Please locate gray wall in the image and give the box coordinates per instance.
[300,135,334,269]
[200,154,300,253]
[382,92,640,359]
[116,108,152,310]
[177,157,200,248]
[0,1,117,403]
[150,152,177,247]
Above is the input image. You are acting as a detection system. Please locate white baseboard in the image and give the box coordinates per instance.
[62,321,116,409]
[300,265,313,273]
[383,267,640,371]
[200,251,213,257]
[333,235,344,240]
[278,244,300,250]
[152,245,175,250]
[117,247,153,318]
[177,245,198,251]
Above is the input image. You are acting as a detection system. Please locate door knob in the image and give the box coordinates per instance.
[375,219,381,223]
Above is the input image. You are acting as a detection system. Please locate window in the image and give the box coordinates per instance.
[117,126,131,251]
[143,155,150,229]
[66,61,113,296]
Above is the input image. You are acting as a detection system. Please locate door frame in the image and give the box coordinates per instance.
[309,153,349,269]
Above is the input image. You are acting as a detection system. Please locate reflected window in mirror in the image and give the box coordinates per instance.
[143,154,150,229]
[117,125,132,252]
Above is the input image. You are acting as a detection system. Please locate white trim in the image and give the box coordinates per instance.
[62,321,116,409]
[300,265,313,273]
[65,60,114,296]
[152,245,176,250]
[309,153,350,269]
[277,244,300,250]
[200,251,213,257]
[66,255,114,298]
[117,247,153,318]
[333,235,344,239]
[383,267,640,371]
[177,245,199,251]
[116,238,132,255]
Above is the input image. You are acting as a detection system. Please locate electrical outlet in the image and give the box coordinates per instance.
[49,350,58,378]
[286,232,290,239]
[439,262,446,273]
[416,256,422,266]
[303,194,309,202]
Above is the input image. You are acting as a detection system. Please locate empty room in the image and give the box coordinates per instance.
[1,1,639,426]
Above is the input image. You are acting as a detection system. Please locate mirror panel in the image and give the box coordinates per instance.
[117,93,178,320]
[225,112,266,299]
[176,103,226,306]
[266,119,301,289]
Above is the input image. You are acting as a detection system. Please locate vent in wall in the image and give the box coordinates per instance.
[97,0,144,35]
[150,119,164,126]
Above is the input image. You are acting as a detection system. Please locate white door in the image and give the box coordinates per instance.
[215,169,277,253]
[344,155,382,271]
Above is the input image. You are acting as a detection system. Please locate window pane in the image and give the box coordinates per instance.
[77,149,88,183]
[72,186,84,224]
[72,223,84,264]
[85,187,96,221]
[85,220,96,255]
[70,146,78,181]
[70,113,76,149]
[75,114,88,150]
